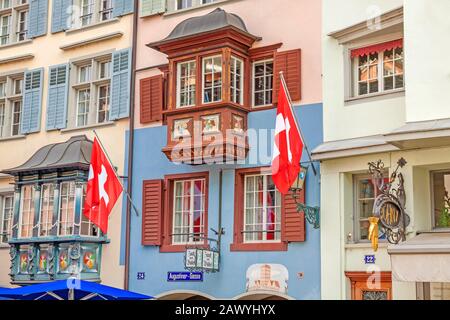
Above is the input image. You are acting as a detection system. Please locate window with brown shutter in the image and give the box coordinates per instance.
[142,179,164,246]
[140,75,163,124]
[231,167,305,252]
[273,49,302,104]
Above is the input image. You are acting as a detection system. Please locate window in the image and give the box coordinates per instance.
[11,100,21,136]
[70,56,111,128]
[352,41,404,97]
[176,60,196,108]
[0,103,5,136]
[99,0,113,21]
[79,64,92,83]
[202,0,216,3]
[80,0,94,26]
[253,60,273,107]
[0,73,24,138]
[243,174,281,243]
[80,184,98,237]
[76,88,90,127]
[14,78,22,95]
[202,55,222,104]
[0,14,11,45]
[99,61,111,79]
[19,185,35,238]
[176,0,192,10]
[39,184,54,237]
[97,84,110,123]
[172,178,206,245]
[354,174,388,241]
[432,171,450,228]
[230,56,243,104]
[1,194,14,243]
[58,182,75,236]
[0,0,11,9]
[16,10,27,42]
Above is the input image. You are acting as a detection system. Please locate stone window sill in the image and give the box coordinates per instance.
[345,89,405,105]
[230,242,288,252]
[65,18,120,35]
[345,242,389,249]
[0,39,32,50]
[0,135,26,142]
[60,121,116,133]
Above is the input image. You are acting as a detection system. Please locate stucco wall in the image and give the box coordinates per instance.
[320,146,450,299]
[0,8,134,288]
[134,0,323,129]
[122,103,323,299]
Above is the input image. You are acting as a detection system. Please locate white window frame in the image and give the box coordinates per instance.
[172,178,206,245]
[0,14,11,45]
[38,183,54,237]
[430,170,450,230]
[97,83,110,123]
[18,185,35,239]
[1,194,14,244]
[176,0,193,10]
[99,0,113,22]
[58,181,76,237]
[176,60,196,108]
[11,100,21,136]
[1,0,11,9]
[80,0,94,27]
[80,183,99,237]
[13,78,22,95]
[243,173,281,244]
[252,59,274,108]
[352,47,404,97]
[230,56,244,105]
[0,102,5,136]
[16,9,27,42]
[76,88,90,127]
[202,55,222,104]
[78,64,92,84]
[98,60,111,79]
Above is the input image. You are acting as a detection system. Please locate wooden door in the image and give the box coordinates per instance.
[346,272,392,300]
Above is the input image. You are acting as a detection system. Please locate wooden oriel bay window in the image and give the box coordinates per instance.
[145,9,302,164]
[141,172,209,253]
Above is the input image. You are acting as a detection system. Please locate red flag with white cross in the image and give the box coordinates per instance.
[271,76,304,195]
[83,138,123,234]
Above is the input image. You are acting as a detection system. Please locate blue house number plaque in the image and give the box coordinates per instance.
[364,255,376,264]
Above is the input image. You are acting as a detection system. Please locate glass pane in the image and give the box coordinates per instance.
[384,49,394,60]
[360,220,369,240]
[254,64,265,76]
[359,200,374,218]
[384,77,394,91]
[369,80,379,93]
[384,61,394,76]
[395,75,404,89]
[395,60,403,75]
[359,179,375,199]
[359,82,368,95]
[395,47,403,59]
[359,55,368,66]
[433,171,450,228]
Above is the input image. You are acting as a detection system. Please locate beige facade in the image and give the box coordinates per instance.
[317,0,450,300]
[0,1,134,288]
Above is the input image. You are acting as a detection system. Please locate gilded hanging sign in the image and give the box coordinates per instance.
[368,158,410,251]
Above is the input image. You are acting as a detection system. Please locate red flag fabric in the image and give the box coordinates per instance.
[271,78,304,195]
[83,138,123,234]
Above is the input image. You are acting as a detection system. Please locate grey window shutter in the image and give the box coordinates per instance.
[113,0,134,18]
[28,0,49,38]
[141,0,165,17]
[51,0,73,33]
[21,68,44,134]
[46,64,69,130]
[110,48,131,120]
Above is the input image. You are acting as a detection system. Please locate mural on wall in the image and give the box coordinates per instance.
[246,264,289,294]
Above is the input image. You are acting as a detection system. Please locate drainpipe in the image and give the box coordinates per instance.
[124,0,139,291]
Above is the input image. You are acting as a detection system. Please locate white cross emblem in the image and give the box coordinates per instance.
[98,165,110,206]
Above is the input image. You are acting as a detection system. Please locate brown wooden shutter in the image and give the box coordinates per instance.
[142,179,164,246]
[140,75,163,124]
[273,49,302,104]
[281,189,306,243]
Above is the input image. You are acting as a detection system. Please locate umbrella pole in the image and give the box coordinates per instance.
[69,288,75,301]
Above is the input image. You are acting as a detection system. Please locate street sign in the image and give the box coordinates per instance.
[167,272,203,282]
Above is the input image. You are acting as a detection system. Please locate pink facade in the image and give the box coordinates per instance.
[134,0,322,129]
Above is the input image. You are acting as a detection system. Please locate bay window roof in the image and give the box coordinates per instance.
[2,135,92,175]
[148,8,260,50]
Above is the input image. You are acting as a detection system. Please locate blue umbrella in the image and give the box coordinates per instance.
[0,279,152,300]
[0,287,14,300]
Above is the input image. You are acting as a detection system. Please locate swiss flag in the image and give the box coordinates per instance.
[83,138,123,234]
[271,78,304,195]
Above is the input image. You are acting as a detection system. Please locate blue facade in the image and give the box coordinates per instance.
[121,103,323,299]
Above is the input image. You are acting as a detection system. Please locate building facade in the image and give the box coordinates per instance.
[0,0,134,288]
[123,0,323,300]
[315,0,450,300]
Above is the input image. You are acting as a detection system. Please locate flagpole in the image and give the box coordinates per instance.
[279,72,317,176]
[93,130,141,217]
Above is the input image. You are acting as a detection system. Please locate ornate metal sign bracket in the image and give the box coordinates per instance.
[368,158,410,251]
